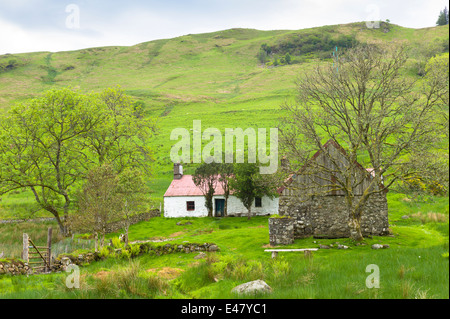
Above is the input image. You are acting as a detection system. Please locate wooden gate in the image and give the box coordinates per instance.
[22,228,52,273]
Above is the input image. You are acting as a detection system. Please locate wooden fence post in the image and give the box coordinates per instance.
[22,233,29,263]
[46,227,52,272]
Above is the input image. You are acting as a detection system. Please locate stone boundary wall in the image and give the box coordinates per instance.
[0,241,219,276]
[269,217,294,245]
[0,217,56,224]
[0,260,31,275]
[0,210,161,230]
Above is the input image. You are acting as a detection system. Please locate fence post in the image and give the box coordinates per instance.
[47,227,53,272]
[22,233,29,263]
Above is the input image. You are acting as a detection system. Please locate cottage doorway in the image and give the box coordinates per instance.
[215,199,225,217]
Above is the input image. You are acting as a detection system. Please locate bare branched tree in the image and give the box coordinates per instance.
[279,43,448,241]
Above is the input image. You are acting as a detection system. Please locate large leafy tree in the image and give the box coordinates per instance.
[0,87,155,236]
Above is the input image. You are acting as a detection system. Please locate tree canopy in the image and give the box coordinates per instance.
[192,162,220,217]
[0,87,156,235]
[436,7,449,26]
[279,43,448,240]
[229,163,278,220]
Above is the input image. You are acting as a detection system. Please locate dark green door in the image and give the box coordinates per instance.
[215,199,225,217]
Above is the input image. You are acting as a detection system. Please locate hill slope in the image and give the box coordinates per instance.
[0,22,448,203]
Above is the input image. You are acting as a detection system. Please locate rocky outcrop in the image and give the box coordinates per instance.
[231,280,272,295]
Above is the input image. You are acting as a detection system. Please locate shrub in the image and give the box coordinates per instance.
[129,244,141,257]
[111,237,123,249]
[120,249,131,259]
[270,257,290,280]
[98,246,110,259]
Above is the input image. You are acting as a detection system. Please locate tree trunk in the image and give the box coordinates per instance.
[124,224,130,248]
[206,195,213,217]
[94,232,99,252]
[349,212,364,241]
[30,186,69,237]
[224,196,228,217]
[247,206,252,220]
[346,192,364,241]
[100,232,105,249]
[46,207,68,237]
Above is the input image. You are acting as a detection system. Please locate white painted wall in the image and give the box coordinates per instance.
[164,196,208,218]
[164,195,279,218]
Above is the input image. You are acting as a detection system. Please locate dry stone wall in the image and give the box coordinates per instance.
[269,217,294,245]
[0,260,31,275]
[0,241,219,276]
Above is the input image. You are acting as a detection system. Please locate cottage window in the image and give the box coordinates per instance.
[255,197,262,207]
[186,201,195,211]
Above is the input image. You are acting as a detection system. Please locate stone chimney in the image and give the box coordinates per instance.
[174,163,183,180]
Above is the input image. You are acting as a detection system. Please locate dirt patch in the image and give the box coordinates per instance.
[94,270,111,280]
[188,261,201,268]
[146,267,184,279]
[169,231,185,238]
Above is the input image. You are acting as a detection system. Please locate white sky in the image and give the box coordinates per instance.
[0,0,448,54]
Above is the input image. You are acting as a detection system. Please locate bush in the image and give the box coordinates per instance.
[270,257,290,280]
[400,176,447,196]
[120,249,131,259]
[98,246,110,259]
[129,244,141,257]
[111,237,123,249]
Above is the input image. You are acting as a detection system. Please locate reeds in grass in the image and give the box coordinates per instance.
[411,212,448,224]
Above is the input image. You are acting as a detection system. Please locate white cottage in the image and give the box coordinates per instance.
[164,164,279,218]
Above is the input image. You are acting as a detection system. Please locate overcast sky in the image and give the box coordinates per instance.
[0,0,448,54]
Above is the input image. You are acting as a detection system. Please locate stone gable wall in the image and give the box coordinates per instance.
[278,192,389,239]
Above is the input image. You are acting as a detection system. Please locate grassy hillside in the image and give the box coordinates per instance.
[0,22,448,208]
[0,22,448,301]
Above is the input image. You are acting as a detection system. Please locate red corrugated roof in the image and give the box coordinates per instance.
[164,175,226,197]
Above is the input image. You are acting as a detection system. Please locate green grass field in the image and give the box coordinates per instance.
[0,192,448,299]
